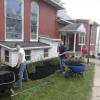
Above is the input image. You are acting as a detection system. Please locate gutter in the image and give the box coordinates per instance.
[57,18,73,24]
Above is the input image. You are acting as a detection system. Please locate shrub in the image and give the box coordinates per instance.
[27,62,36,74]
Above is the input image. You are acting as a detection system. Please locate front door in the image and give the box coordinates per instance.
[68,34,74,51]
[61,35,67,45]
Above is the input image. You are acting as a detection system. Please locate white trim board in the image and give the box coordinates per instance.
[0,43,51,51]
[39,36,61,42]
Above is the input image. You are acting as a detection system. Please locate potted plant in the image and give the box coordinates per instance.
[65,56,85,73]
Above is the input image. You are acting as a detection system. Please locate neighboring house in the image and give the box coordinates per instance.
[74,19,99,55]
[59,20,86,54]
[0,0,64,67]
[59,19,99,55]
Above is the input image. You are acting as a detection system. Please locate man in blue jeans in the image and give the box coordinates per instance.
[57,41,67,73]
[15,43,29,89]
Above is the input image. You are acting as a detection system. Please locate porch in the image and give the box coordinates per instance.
[59,23,86,55]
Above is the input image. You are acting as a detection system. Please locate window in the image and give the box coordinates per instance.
[5,0,23,40]
[90,27,95,44]
[44,49,49,58]
[5,50,9,62]
[25,50,31,61]
[79,34,85,44]
[30,2,39,40]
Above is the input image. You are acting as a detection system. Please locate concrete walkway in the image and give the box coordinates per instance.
[90,59,100,100]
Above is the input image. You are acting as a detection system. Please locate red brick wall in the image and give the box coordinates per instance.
[0,0,5,41]
[24,0,31,41]
[39,0,58,38]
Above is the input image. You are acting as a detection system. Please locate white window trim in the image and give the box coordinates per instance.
[30,1,39,42]
[25,50,31,61]
[79,33,86,45]
[4,0,24,41]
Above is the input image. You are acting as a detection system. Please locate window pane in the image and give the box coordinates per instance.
[25,56,31,61]
[5,50,9,56]
[6,0,23,40]
[25,50,31,55]
[31,2,39,40]
[5,50,9,62]
[80,34,85,44]
[44,49,49,58]
[25,50,31,61]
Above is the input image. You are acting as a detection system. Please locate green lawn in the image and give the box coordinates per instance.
[4,63,94,100]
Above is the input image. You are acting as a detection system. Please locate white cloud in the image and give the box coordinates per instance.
[62,0,100,23]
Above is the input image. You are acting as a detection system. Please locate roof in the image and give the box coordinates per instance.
[0,42,50,50]
[44,0,64,10]
[69,19,100,26]
[59,23,86,33]
[57,10,73,24]
[57,10,73,20]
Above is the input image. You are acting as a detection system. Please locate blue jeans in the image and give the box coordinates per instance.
[18,61,29,89]
[59,58,67,72]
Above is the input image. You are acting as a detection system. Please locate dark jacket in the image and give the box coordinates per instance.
[58,44,67,59]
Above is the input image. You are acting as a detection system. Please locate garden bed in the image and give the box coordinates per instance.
[0,58,59,81]
[28,59,59,80]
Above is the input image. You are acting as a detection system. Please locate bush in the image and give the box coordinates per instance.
[27,58,59,74]
[27,63,36,74]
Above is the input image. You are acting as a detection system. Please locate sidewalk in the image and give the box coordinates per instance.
[90,59,100,100]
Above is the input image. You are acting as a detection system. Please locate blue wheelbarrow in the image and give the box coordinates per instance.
[71,64,86,77]
[65,64,86,78]
[71,64,85,73]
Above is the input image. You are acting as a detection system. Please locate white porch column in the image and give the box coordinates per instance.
[73,33,76,54]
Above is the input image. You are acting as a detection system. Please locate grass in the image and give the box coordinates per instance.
[6,63,94,100]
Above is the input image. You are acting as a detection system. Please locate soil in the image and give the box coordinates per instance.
[29,64,59,80]
[6,62,59,80]
[0,60,59,81]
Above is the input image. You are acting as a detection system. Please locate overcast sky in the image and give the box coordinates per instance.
[62,0,100,24]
